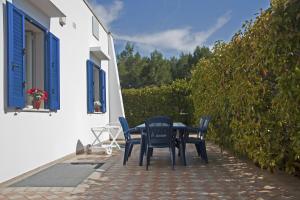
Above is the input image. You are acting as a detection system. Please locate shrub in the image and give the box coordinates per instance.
[122,80,193,126]
[191,0,300,172]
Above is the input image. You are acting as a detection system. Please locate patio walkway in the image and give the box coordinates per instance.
[0,142,299,199]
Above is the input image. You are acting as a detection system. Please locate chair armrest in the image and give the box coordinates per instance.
[186,127,199,133]
[186,127,207,139]
[129,127,140,133]
[124,127,140,135]
[123,127,141,140]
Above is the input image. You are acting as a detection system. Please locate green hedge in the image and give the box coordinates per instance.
[191,0,300,172]
[122,80,193,127]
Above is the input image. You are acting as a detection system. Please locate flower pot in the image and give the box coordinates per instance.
[32,100,41,109]
[95,107,100,112]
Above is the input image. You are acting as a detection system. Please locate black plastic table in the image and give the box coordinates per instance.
[135,122,189,166]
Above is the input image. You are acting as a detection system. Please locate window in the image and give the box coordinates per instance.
[25,20,45,108]
[93,66,100,105]
[87,60,106,113]
[6,2,60,111]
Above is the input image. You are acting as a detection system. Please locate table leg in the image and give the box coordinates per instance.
[183,137,187,166]
[107,127,122,150]
[113,128,122,149]
[180,132,187,166]
[109,132,121,149]
[91,128,104,146]
[110,138,120,149]
[139,134,145,166]
[91,137,98,146]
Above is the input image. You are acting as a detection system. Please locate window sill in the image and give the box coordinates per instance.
[17,107,52,113]
[89,112,105,114]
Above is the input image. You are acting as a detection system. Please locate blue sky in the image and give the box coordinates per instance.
[88,0,270,57]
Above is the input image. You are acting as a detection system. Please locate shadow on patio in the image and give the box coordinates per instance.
[78,142,300,200]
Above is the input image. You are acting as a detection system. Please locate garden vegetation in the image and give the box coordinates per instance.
[121,0,300,173]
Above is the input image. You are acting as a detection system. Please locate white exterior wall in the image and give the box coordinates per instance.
[0,0,123,183]
[108,35,125,125]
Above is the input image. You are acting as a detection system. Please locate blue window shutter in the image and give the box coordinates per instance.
[7,2,25,108]
[100,69,106,113]
[46,32,60,110]
[87,60,94,113]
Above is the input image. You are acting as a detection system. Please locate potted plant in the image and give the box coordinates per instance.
[27,88,48,109]
[94,101,101,112]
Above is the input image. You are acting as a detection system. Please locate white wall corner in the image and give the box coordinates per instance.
[108,34,125,126]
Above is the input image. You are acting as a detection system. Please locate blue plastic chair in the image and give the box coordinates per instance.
[145,116,176,170]
[118,117,140,165]
[186,116,211,163]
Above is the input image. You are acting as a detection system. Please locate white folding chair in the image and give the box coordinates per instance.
[105,122,122,150]
[90,122,122,155]
[91,127,112,155]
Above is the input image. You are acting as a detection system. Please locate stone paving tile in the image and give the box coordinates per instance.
[0,152,118,200]
[1,143,300,199]
[78,143,300,200]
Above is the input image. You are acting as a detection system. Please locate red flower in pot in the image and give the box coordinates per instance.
[27,88,48,109]
[94,101,101,112]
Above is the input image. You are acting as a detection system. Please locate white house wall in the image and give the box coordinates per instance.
[108,34,125,129]
[0,0,122,183]
[12,0,50,28]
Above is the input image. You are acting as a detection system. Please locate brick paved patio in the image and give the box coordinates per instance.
[0,143,299,200]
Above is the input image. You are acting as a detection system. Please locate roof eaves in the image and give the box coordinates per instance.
[82,0,109,34]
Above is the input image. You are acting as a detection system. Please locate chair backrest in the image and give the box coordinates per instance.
[145,116,173,147]
[199,116,211,136]
[118,117,130,140]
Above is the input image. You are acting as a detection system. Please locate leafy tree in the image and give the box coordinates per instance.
[149,50,172,86]
[117,43,143,88]
[190,46,211,67]
[171,53,192,80]
[117,43,211,88]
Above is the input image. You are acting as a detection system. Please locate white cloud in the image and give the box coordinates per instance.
[88,0,231,54]
[116,11,231,53]
[89,0,123,28]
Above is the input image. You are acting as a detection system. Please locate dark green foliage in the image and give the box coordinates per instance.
[122,80,193,127]
[117,44,211,88]
[120,0,299,173]
[117,43,146,88]
[191,0,300,173]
